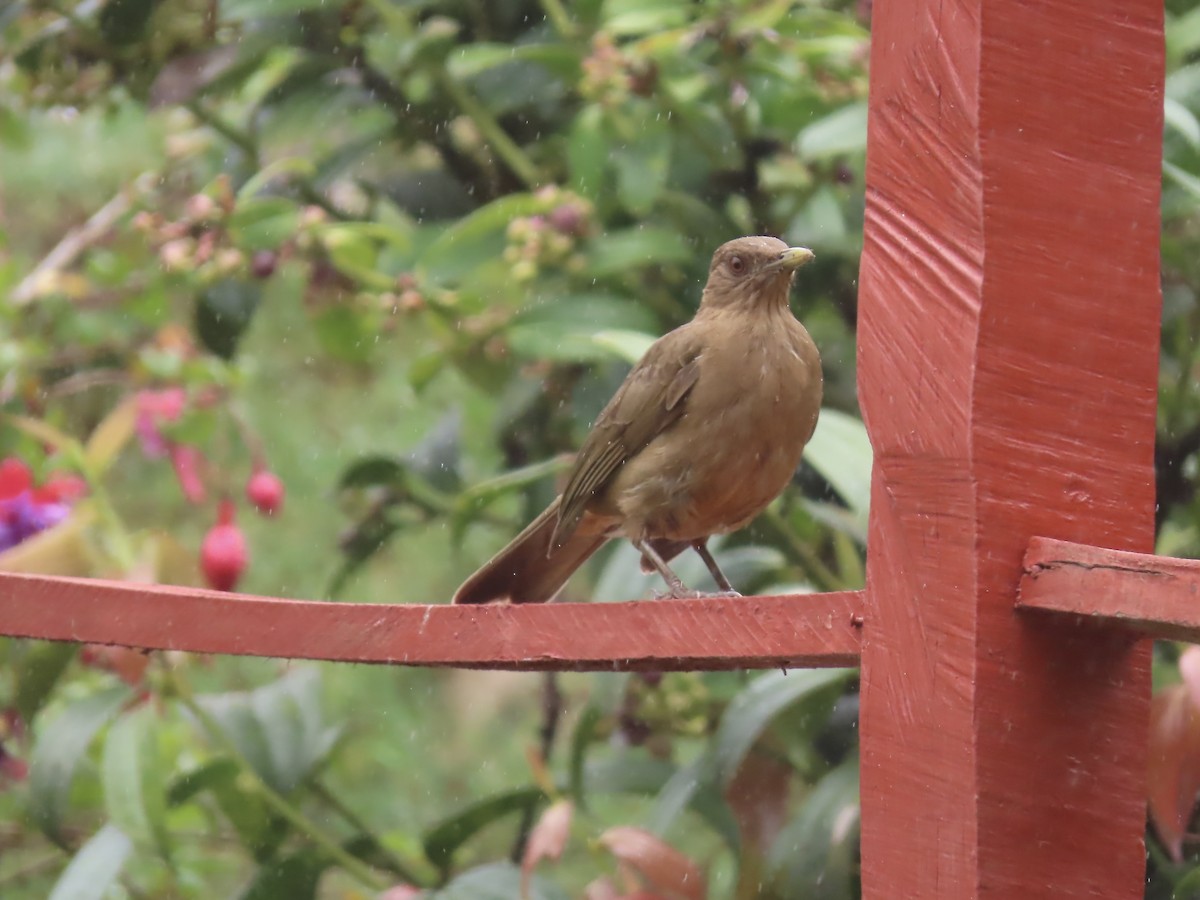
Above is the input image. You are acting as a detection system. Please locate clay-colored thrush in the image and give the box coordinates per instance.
[454,235,822,604]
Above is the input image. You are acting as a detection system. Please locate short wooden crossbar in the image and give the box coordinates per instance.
[1019,537,1200,644]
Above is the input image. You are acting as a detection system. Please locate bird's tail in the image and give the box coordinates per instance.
[453,497,608,604]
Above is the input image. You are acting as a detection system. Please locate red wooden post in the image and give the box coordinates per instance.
[857,0,1163,895]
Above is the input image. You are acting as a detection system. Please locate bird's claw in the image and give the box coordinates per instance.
[651,588,742,600]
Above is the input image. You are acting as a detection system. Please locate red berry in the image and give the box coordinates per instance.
[246,469,284,516]
[549,202,586,236]
[201,502,247,592]
[250,250,277,279]
[0,458,33,500]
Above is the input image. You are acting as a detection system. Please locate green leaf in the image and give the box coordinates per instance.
[47,824,133,900]
[585,755,739,849]
[712,668,854,784]
[196,668,340,795]
[320,223,402,288]
[239,846,330,900]
[422,788,544,871]
[507,293,659,363]
[220,0,334,19]
[1173,864,1200,900]
[448,42,581,80]
[194,279,262,360]
[766,758,860,900]
[29,686,132,845]
[166,757,240,806]
[404,410,462,493]
[431,861,569,900]
[568,704,603,809]
[797,102,868,160]
[420,194,544,282]
[1166,97,1200,149]
[591,540,783,602]
[339,456,406,490]
[102,707,170,858]
[585,226,693,278]
[169,758,284,860]
[14,641,78,724]
[1165,160,1200,203]
[602,0,690,36]
[613,117,672,216]
[591,329,656,363]
[84,395,138,475]
[229,197,302,252]
[567,105,610,198]
[312,306,372,363]
[99,0,158,45]
[803,408,872,522]
[645,756,740,851]
[236,156,316,200]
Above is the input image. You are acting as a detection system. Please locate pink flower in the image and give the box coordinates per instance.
[135,388,187,459]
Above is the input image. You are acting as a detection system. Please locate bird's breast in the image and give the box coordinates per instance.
[610,313,822,541]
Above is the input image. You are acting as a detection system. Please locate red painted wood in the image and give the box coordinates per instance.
[0,573,862,671]
[1020,537,1200,644]
[857,0,1162,896]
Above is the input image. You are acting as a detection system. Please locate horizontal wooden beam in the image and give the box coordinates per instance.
[1019,537,1200,642]
[0,573,863,671]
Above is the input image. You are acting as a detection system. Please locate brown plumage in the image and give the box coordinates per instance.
[453,235,823,604]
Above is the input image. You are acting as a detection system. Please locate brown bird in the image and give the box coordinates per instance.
[454,235,822,604]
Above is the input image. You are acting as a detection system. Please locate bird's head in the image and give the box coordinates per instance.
[699,236,815,312]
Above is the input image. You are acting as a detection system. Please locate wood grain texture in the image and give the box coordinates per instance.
[857,0,1162,896]
[0,573,862,671]
[1021,537,1200,643]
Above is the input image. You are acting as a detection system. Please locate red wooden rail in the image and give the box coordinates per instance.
[0,573,861,671]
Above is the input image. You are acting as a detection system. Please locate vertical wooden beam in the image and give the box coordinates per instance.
[856,0,1162,896]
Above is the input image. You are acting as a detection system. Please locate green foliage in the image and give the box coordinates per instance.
[1,0,1197,896]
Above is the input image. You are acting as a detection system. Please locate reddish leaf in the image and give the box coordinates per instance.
[724,746,792,852]
[521,799,573,896]
[377,886,423,899]
[1148,682,1200,861]
[597,827,706,900]
[585,878,621,900]
[1182,646,1200,708]
[79,645,151,686]
[170,445,207,504]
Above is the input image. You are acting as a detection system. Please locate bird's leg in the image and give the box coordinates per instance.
[635,539,701,599]
[690,540,741,597]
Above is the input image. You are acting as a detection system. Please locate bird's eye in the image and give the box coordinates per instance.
[728,255,745,275]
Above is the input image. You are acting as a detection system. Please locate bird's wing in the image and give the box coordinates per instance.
[551,326,703,548]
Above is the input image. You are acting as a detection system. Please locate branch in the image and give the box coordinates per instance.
[12,190,132,306]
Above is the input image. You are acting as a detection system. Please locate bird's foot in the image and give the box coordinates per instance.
[652,588,742,600]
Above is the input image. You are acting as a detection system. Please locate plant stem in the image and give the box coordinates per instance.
[163,664,387,892]
[763,507,842,592]
[510,672,563,862]
[433,67,541,189]
[309,779,429,885]
[539,0,577,38]
[185,101,260,166]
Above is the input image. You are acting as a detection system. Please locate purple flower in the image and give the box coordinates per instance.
[0,492,71,552]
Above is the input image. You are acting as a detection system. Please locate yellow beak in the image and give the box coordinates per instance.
[775,247,816,270]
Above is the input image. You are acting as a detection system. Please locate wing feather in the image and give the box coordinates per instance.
[551,327,703,548]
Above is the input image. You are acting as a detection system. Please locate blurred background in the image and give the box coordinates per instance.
[1,0,1199,896]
